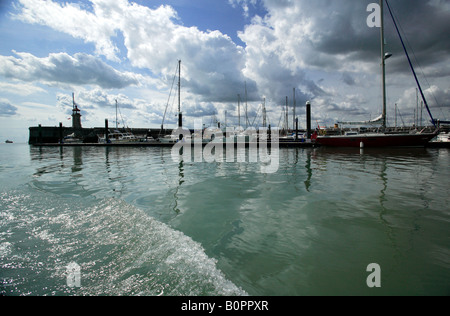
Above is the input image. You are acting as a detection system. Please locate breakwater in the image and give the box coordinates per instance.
[28,125,167,145]
[28,124,315,148]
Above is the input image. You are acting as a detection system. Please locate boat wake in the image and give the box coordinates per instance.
[0,190,247,296]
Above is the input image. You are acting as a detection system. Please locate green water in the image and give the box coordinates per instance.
[1,144,449,295]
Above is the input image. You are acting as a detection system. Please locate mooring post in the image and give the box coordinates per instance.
[306,101,311,139]
[59,122,63,144]
[105,119,109,143]
[38,124,42,144]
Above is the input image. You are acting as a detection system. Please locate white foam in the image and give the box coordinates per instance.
[0,242,12,257]
[0,191,247,296]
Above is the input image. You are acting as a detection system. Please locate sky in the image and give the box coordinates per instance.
[0,0,449,142]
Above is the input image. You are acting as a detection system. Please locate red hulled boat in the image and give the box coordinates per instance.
[315,0,439,148]
[313,131,437,148]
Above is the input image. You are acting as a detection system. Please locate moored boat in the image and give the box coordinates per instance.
[427,131,450,148]
[158,60,184,144]
[436,132,450,143]
[98,130,140,144]
[158,134,180,144]
[315,0,439,148]
[63,133,83,144]
[313,130,437,148]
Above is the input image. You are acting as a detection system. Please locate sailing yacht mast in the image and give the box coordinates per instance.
[384,0,437,127]
[263,98,267,128]
[313,0,438,147]
[380,0,387,128]
[245,82,248,129]
[178,60,182,128]
[238,94,241,128]
[285,96,289,131]
[115,99,118,129]
[293,88,296,130]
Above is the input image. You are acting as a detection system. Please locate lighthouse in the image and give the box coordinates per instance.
[72,93,82,129]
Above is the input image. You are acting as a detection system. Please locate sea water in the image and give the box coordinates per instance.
[0,144,449,295]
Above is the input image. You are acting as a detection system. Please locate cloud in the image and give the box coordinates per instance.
[14,0,252,103]
[0,51,141,89]
[342,73,356,86]
[184,102,218,118]
[115,3,253,103]
[238,13,328,109]
[247,0,450,74]
[0,99,19,116]
[396,86,450,113]
[426,86,450,109]
[54,88,169,127]
[78,89,137,110]
[9,0,450,126]
[14,0,120,61]
[0,82,46,96]
[56,89,141,113]
[236,0,450,124]
[228,0,258,18]
[238,1,376,89]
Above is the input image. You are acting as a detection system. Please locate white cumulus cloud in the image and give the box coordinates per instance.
[0,51,141,89]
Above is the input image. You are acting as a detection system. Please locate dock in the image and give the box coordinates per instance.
[31,140,317,148]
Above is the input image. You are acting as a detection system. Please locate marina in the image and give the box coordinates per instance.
[27,82,448,149]
[28,63,319,149]
[28,141,316,148]
[27,63,449,149]
[1,0,449,299]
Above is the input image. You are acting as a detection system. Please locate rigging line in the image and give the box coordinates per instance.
[161,62,179,134]
[262,98,271,128]
[266,102,271,127]
[113,99,128,130]
[117,102,126,129]
[389,2,446,121]
[278,102,283,129]
[385,0,436,127]
[251,103,262,127]
[170,85,177,121]
[397,106,406,127]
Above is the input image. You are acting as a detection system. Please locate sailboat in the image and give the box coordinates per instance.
[158,60,185,144]
[98,99,139,144]
[314,0,438,148]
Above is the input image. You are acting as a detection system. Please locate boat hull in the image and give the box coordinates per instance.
[316,132,437,148]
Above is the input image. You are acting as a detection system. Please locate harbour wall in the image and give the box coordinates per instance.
[28,125,167,145]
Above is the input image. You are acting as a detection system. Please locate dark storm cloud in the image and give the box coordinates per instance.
[342,73,356,86]
[301,0,450,75]
[184,103,218,118]
[382,1,450,76]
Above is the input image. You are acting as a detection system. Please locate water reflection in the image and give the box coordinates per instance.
[72,147,83,173]
[21,144,450,295]
[304,149,312,192]
[172,160,184,215]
